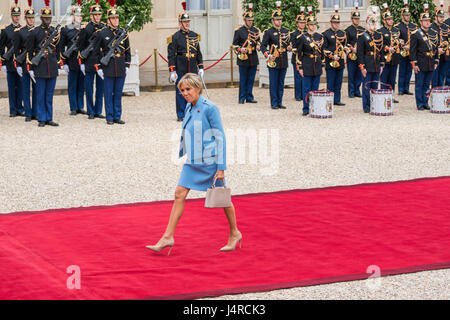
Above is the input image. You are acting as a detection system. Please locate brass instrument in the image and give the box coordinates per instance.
[386,32,400,63]
[329,34,346,68]
[347,44,357,61]
[238,40,250,60]
[267,44,279,68]
[237,29,260,61]
[400,26,412,57]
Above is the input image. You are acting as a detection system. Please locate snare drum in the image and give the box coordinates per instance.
[309,91,334,118]
[370,88,394,116]
[429,87,450,114]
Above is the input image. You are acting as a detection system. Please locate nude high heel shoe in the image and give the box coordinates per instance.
[220,232,242,252]
[146,238,174,256]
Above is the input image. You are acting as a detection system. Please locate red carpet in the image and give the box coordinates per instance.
[1,176,449,300]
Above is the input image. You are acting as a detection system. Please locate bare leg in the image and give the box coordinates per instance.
[223,203,241,246]
[157,186,190,243]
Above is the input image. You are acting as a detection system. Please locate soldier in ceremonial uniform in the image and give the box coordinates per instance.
[0,1,24,117]
[168,1,204,121]
[410,6,439,111]
[322,5,347,106]
[396,0,416,96]
[294,11,324,116]
[94,0,131,125]
[290,7,306,102]
[345,3,365,98]
[232,3,260,104]
[26,0,62,127]
[379,4,400,103]
[430,1,449,88]
[260,1,292,110]
[13,1,36,122]
[61,2,86,116]
[357,13,385,113]
[77,0,105,119]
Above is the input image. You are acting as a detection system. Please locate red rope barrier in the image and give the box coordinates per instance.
[204,51,229,71]
[157,51,229,71]
[158,53,169,63]
[138,54,152,67]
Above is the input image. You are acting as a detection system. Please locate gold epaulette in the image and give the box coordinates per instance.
[1,25,7,30]
[28,26,36,32]
[14,26,25,32]
[234,26,241,31]
[166,35,172,45]
[81,22,88,29]
[198,34,201,41]
[411,29,419,35]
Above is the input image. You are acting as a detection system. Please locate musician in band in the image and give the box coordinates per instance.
[410,9,439,111]
[94,4,131,125]
[396,1,416,96]
[260,3,291,110]
[232,4,260,105]
[77,1,105,119]
[294,13,324,116]
[290,8,306,102]
[430,4,449,88]
[322,7,347,106]
[61,4,86,116]
[26,3,62,127]
[345,5,365,99]
[357,14,385,113]
[13,2,36,122]
[379,7,400,103]
[0,2,24,117]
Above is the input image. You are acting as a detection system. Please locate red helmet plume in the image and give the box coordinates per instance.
[182,1,187,11]
[28,0,33,7]
[108,0,116,7]
[44,0,50,7]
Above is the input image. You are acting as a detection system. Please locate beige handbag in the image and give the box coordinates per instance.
[205,178,232,208]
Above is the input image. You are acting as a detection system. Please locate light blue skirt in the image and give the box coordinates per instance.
[178,163,225,191]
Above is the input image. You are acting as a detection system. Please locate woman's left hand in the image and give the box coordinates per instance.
[214,170,225,180]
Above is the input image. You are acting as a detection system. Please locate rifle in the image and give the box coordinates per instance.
[79,31,97,59]
[3,46,15,61]
[100,16,135,66]
[31,14,67,66]
[15,49,27,65]
[63,37,78,59]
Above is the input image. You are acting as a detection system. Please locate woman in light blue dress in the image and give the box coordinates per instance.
[146,73,242,255]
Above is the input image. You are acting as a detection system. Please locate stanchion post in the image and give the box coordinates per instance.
[151,48,162,92]
[226,45,236,88]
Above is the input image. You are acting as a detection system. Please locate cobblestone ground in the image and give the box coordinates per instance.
[1,84,449,299]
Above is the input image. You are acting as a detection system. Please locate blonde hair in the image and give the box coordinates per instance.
[177,73,203,94]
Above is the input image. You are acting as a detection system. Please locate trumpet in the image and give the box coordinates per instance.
[237,40,253,61]
[267,44,279,68]
[328,36,347,68]
[347,44,357,61]
[386,37,400,63]
[400,28,411,57]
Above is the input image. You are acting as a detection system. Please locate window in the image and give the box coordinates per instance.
[210,0,231,10]
[187,0,206,11]
[323,0,364,9]
[32,0,72,19]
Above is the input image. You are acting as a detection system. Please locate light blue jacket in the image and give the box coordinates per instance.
[179,95,227,170]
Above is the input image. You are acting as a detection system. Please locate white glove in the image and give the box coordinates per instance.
[58,69,62,76]
[198,69,204,78]
[170,71,177,82]
[97,69,104,80]
[29,70,36,83]
[125,67,129,76]
[63,65,70,74]
[16,66,23,77]
[80,64,86,75]
[1,66,6,73]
